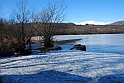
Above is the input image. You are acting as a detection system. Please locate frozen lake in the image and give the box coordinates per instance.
[55,34,124,55]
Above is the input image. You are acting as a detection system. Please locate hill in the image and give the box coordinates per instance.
[62,23,124,34]
[110,21,124,25]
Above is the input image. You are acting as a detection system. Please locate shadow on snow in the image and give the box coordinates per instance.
[1,70,124,83]
[1,70,91,83]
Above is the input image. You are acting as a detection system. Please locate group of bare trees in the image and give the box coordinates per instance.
[0,6,7,51]
[0,0,67,55]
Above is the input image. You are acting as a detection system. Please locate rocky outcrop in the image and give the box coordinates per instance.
[70,44,86,51]
[38,46,62,53]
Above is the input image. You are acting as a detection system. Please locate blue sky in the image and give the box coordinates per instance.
[0,0,124,24]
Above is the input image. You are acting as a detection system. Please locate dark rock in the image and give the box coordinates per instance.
[70,44,86,51]
[39,46,62,53]
[53,46,62,50]
[20,49,32,55]
[0,50,14,57]
[13,48,32,56]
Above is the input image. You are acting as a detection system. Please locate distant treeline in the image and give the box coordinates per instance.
[41,23,124,35]
[3,23,124,36]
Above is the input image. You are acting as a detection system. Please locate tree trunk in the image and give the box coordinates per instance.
[44,38,54,47]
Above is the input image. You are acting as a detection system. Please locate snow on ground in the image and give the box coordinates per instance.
[0,50,124,83]
[0,35,124,83]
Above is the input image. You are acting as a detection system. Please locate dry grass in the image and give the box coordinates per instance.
[31,38,44,43]
[66,25,124,34]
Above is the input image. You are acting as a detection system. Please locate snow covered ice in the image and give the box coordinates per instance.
[0,34,124,83]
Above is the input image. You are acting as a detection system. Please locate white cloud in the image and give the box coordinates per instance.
[74,20,112,25]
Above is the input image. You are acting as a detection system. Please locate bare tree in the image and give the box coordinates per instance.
[38,1,67,47]
[11,0,30,54]
[0,19,4,43]
[0,5,3,42]
[0,5,5,50]
[0,12,12,52]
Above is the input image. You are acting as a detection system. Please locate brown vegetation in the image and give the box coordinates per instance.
[64,24,124,34]
[0,0,67,56]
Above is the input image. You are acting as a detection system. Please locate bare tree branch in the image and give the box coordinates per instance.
[38,1,67,47]
[10,0,32,54]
